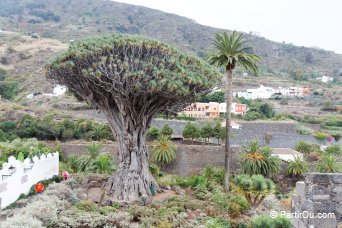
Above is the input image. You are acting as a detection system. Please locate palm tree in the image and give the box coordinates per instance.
[208,31,260,191]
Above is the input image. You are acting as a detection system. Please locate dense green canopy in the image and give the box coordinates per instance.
[46,34,221,114]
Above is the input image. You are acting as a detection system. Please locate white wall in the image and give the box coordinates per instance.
[0,152,59,209]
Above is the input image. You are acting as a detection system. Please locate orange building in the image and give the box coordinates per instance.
[181,102,246,119]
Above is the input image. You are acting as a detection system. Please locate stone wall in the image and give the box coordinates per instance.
[56,142,240,176]
[292,173,342,228]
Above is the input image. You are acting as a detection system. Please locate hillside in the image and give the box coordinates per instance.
[1,0,342,78]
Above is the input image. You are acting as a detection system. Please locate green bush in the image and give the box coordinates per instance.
[228,195,249,218]
[147,126,160,140]
[0,80,18,99]
[205,218,231,228]
[287,156,309,177]
[325,144,342,156]
[250,215,291,228]
[199,91,225,103]
[182,122,201,142]
[160,124,173,136]
[239,140,281,177]
[296,124,314,135]
[201,124,214,143]
[243,111,263,121]
[316,155,342,173]
[149,163,160,177]
[234,175,275,208]
[295,140,313,154]
[314,132,328,141]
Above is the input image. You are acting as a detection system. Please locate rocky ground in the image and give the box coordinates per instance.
[0,173,291,228]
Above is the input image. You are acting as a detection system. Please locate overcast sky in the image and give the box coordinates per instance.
[114,0,342,54]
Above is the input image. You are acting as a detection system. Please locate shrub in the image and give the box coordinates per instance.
[205,218,231,228]
[201,165,224,185]
[287,156,309,177]
[234,175,275,208]
[316,155,342,173]
[325,144,342,156]
[228,195,250,218]
[74,200,98,212]
[182,122,201,142]
[151,135,176,164]
[314,132,328,141]
[149,163,160,177]
[17,192,69,226]
[239,140,281,177]
[295,140,315,154]
[273,216,292,228]
[213,121,225,144]
[55,209,132,227]
[201,124,214,143]
[0,214,44,228]
[250,215,291,228]
[157,174,180,187]
[90,154,116,174]
[243,111,263,121]
[147,126,160,140]
[296,124,314,135]
[0,80,19,99]
[160,124,173,136]
[250,215,273,228]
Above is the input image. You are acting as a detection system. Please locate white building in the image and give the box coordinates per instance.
[234,85,275,100]
[234,85,308,100]
[26,85,67,99]
[53,85,67,96]
[219,102,247,115]
[316,76,334,83]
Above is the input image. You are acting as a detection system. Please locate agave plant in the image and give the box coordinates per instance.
[234,174,275,208]
[151,135,176,164]
[316,155,342,173]
[287,156,309,177]
[239,140,281,177]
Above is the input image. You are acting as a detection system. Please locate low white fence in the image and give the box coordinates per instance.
[0,152,59,209]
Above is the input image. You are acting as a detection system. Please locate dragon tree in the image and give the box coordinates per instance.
[45,34,221,201]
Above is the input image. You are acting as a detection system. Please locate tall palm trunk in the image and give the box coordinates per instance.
[224,68,233,192]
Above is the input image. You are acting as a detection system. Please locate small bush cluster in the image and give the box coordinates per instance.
[1,114,115,142]
[296,123,314,135]
[242,101,275,121]
[250,215,291,228]
[182,121,225,144]
[147,124,174,140]
[0,138,60,166]
[64,142,117,174]
[295,140,321,154]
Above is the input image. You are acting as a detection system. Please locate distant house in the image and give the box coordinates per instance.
[234,85,310,100]
[316,76,334,83]
[219,103,247,115]
[26,85,67,99]
[181,102,247,119]
[233,85,275,100]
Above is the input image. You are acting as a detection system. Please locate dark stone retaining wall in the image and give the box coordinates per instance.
[292,173,342,228]
[54,143,240,176]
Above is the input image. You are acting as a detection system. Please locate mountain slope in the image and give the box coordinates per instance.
[1,0,342,78]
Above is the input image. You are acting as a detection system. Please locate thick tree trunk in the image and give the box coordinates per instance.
[223,69,233,192]
[104,110,158,202]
